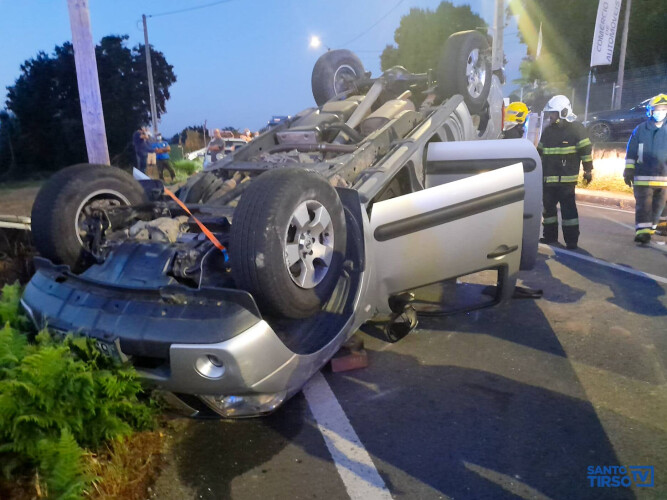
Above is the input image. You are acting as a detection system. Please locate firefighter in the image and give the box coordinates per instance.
[537,95,593,250]
[501,101,529,139]
[623,93,667,244]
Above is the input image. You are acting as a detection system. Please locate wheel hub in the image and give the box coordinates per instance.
[75,190,131,247]
[466,49,487,98]
[284,200,335,289]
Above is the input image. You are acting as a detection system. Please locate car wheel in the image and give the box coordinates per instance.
[436,30,492,114]
[31,164,147,272]
[311,49,365,107]
[179,172,225,204]
[230,168,346,319]
[588,121,612,142]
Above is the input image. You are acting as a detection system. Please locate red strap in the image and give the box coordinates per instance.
[163,187,226,251]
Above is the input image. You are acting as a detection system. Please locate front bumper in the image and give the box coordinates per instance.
[21,259,347,417]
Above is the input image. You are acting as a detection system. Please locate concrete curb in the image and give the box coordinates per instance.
[576,189,635,211]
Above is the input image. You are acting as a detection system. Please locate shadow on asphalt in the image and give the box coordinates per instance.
[553,252,667,316]
[326,353,634,500]
[520,253,587,306]
[170,394,336,499]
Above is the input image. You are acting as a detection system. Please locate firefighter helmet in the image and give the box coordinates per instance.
[544,95,576,122]
[505,102,529,124]
[646,93,667,118]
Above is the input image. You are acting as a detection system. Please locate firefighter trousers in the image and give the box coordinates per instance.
[542,184,579,245]
[634,186,667,235]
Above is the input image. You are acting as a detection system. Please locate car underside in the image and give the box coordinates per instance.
[21,31,542,417]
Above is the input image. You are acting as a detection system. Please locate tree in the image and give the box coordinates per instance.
[380,2,487,73]
[1,35,176,177]
[0,111,19,179]
[508,0,667,85]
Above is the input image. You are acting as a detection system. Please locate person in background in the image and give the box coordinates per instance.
[207,129,226,163]
[152,133,175,182]
[537,95,593,250]
[623,93,667,244]
[132,127,152,173]
[241,128,253,141]
[501,101,529,139]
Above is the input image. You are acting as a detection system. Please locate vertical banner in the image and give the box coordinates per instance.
[536,22,543,58]
[590,0,623,67]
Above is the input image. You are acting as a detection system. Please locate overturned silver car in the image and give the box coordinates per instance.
[22,31,542,417]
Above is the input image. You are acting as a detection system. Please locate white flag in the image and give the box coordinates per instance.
[590,0,623,67]
[536,23,543,58]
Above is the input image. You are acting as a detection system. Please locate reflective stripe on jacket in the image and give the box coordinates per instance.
[538,121,593,184]
[625,120,667,184]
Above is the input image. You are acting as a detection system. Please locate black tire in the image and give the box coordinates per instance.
[31,164,147,272]
[311,49,365,106]
[230,168,346,319]
[179,172,225,204]
[588,121,613,143]
[436,30,492,114]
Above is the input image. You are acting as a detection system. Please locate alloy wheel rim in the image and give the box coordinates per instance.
[466,49,487,98]
[284,200,335,289]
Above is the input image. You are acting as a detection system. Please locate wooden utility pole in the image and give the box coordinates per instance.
[67,0,110,165]
[142,14,160,136]
[613,0,632,110]
[491,0,505,72]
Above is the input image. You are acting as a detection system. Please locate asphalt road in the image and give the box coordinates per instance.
[152,202,667,500]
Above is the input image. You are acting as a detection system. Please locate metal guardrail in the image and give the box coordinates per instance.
[0,215,31,230]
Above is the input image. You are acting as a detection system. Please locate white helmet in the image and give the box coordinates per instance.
[544,95,577,122]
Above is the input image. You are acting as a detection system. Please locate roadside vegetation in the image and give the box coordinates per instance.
[577,174,632,194]
[0,284,164,500]
[171,159,202,183]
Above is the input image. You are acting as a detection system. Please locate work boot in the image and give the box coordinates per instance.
[565,242,578,250]
[539,237,557,244]
[634,233,651,245]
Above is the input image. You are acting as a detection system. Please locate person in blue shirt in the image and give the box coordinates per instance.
[152,133,176,182]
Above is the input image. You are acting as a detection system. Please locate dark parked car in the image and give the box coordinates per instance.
[583,99,649,143]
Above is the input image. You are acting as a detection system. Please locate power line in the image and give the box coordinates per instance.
[147,0,235,19]
[339,0,405,47]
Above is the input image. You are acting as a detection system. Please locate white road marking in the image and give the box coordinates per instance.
[578,203,667,253]
[578,202,633,214]
[540,243,667,285]
[600,214,634,231]
[597,214,667,254]
[303,371,393,500]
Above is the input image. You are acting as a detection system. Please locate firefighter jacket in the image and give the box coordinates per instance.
[537,121,593,184]
[625,120,667,187]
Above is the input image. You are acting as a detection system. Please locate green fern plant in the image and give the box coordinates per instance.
[0,284,156,498]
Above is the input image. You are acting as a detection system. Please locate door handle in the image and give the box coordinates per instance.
[487,245,519,259]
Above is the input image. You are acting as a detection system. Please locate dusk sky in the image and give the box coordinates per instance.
[0,0,526,136]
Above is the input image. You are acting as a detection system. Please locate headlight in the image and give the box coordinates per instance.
[199,392,287,418]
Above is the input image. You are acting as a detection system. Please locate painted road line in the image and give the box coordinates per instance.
[599,215,667,254]
[303,371,392,500]
[540,243,667,285]
[578,202,633,214]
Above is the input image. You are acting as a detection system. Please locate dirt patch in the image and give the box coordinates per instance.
[86,431,166,500]
[0,185,40,217]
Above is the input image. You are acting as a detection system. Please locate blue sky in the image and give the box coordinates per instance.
[0,0,525,137]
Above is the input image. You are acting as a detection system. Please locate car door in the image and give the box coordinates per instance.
[368,139,541,299]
